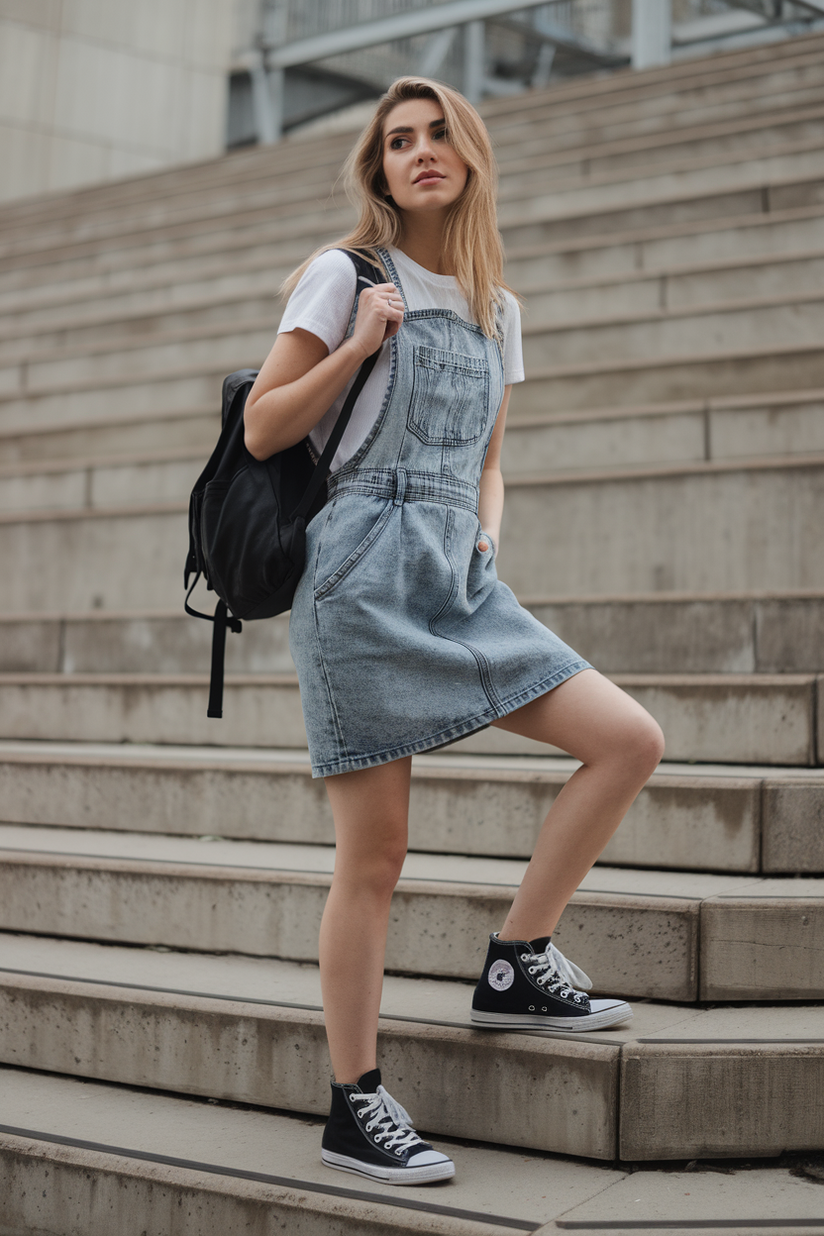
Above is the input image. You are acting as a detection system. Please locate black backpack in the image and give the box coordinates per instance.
[184,249,382,718]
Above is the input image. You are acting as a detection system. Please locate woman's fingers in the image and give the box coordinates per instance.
[353,283,404,353]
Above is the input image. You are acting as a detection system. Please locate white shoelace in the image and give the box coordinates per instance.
[355,1085,424,1153]
[522,941,593,1002]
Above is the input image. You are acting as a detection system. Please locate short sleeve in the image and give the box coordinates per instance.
[501,291,524,385]
[278,248,358,355]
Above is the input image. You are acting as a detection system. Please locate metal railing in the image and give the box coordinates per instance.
[227,0,824,145]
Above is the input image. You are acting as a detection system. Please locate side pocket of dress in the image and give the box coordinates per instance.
[313,500,395,600]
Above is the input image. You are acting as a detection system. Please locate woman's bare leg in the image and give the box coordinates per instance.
[492,668,665,941]
[321,757,412,1083]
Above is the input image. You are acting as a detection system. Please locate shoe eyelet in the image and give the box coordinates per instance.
[528,1005,535,1011]
[528,966,537,974]
[520,953,529,961]
[395,1149,403,1156]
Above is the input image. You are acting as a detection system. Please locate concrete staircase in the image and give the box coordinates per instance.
[2,33,824,1236]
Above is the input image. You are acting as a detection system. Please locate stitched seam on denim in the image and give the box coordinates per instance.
[309,579,350,771]
[327,471,478,511]
[312,661,592,777]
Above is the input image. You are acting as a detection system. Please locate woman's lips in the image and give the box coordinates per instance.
[414,172,445,184]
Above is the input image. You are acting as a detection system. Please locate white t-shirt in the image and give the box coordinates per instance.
[278,246,525,472]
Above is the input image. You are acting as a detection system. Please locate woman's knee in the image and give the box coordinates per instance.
[335,828,408,899]
[622,709,665,778]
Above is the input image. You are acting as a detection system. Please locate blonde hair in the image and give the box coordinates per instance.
[282,77,516,340]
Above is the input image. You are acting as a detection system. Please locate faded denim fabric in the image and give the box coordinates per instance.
[289,248,590,777]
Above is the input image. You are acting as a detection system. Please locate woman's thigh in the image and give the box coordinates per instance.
[493,668,664,768]
[324,756,413,878]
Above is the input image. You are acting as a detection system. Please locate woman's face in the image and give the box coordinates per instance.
[381,97,469,215]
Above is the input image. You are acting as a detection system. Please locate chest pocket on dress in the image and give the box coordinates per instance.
[407,346,489,447]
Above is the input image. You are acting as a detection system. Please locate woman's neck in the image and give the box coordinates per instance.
[396,213,454,275]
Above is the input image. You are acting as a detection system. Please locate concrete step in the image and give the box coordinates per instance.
[3,586,824,678]
[0,294,819,437]
[491,61,824,152]
[496,118,824,210]
[0,288,282,361]
[519,249,824,324]
[3,1073,823,1236]
[1,934,823,1161]
[2,166,820,325]
[4,245,824,364]
[0,405,217,465]
[3,204,817,387]
[2,739,823,875]
[0,1068,632,1236]
[1,93,820,264]
[0,448,203,514]
[504,204,824,286]
[3,454,823,609]
[1,26,818,230]
[1,823,822,1001]
[500,454,824,597]
[0,286,817,405]
[500,160,824,249]
[2,48,821,247]
[504,390,824,474]
[3,387,823,515]
[520,289,823,370]
[513,339,822,413]
[0,670,819,766]
[1,134,820,296]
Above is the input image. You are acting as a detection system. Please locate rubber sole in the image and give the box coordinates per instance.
[470,1000,633,1032]
[321,1148,456,1184]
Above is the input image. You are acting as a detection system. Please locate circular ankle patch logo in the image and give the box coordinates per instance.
[488,960,514,991]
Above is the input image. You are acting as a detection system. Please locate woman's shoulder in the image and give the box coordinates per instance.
[293,247,360,294]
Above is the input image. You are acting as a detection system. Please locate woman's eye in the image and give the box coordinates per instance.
[389,137,406,150]
[434,128,447,141]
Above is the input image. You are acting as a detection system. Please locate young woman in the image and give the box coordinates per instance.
[244,77,665,1186]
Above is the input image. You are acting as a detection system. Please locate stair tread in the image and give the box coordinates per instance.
[0,1066,592,1233]
[2,738,823,780]
[3,822,823,903]
[7,1067,821,1232]
[3,933,824,1042]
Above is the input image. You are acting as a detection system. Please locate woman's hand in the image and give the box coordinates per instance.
[349,283,404,359]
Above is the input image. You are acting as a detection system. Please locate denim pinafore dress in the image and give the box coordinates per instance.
[289,249,589,777]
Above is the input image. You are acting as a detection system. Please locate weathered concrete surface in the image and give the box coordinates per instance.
[0,674,306,747]
[4,593,822,676]
[0,973,618,1160]
[0,1065,626,1233]
[0,672,817,765]
[0,1135,500,1236]
[503,390,824,477]
[0,844,701,1000]
[499,460,824,596]
[620,1039,824,1160]
[511,342,823,414]
[0,744,774,872]
[762,779,824,872]
[701,881,824,999]
[0,406,217,466]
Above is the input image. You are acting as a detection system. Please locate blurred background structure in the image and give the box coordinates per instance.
[2,0,824,200]
[1,2,824,1230]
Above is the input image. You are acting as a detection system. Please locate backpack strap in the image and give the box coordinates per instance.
[293,250,384,518]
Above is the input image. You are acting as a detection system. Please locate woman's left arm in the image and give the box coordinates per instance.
[477,385,512,554]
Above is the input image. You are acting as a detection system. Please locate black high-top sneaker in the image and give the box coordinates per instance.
[471,933,632,1032]
[321,1067,455,1184]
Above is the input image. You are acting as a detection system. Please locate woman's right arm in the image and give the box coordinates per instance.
[244,282,403,461]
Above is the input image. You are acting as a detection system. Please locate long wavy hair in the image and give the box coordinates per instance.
[282,77,516,339]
